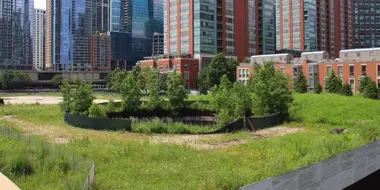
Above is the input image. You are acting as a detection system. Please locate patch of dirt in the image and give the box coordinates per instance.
[150,126,304,150]
[150,134,247,150]
[251,126,304,139]
[1,116,71,144]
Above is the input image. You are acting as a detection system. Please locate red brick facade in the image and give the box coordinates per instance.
[139,58,199,89]
[237,61,380,94]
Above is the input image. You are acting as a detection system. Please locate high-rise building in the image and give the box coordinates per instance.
[317,0,353,58]
[276,0,353,58]
[110,0,125,32]
[34,8,45,70]
[276,0,318,53]
[90,33,111,71]
[93,0,110,32]
[353,0,380,48]
[152,32,164,56]
[46,0,93,71]
[0,0,34,70]
[163,0,276,66]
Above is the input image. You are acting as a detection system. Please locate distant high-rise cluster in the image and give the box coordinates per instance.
[2,0,380,71]
[0,0,34,70]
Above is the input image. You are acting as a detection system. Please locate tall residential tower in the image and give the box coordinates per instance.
[276,0,353,58]
[353,0,380,48]
[34,8,45,70]
[164,0,276,67]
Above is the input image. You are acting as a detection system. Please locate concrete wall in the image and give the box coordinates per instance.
[240,140,380,190]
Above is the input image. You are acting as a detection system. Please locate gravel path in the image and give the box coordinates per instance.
[2,96,115,105]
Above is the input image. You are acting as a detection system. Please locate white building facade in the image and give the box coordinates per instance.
[34,8,46,70]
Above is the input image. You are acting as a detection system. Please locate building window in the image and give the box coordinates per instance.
[281,68,285,73]
[378,79,380,89]
[338,66,343,77]
[327,66,332,75]
[350,79,355,92]
[377,65,380,76]
[350,65,354,77]
[308,78,314,89]
[239,69,243,77]
[184,71,189,81]
[362,65,367,76]
[185,64,189,69]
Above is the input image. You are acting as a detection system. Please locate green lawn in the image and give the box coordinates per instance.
[0,93,379,189]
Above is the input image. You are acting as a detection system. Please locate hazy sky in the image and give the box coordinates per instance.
[35,0,46,9]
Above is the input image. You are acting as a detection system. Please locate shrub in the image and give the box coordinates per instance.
[0,70,31,89]
[8,153,34,176]
[294,71,308,93]
[315,83,322,94]
[325,72,342,94]
[340,84,353,96]
[363,81,379,100]
[146,69,162,109]
[359,76,372,94]
[51,74,64,87]
[249,62,293,116]
[55,156,71,174]
[106,99,117,113]
[120,75,141,111]
[88,104,106,118]
[167,73,188,111]
[60,77,95,115]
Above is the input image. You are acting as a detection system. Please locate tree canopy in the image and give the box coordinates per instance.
[294,71,308,93]
[249,62,293,116]
[167,73,188,111]
[197,53,238,93]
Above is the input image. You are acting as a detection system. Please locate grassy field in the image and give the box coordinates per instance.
[0,124,90,190]
[0,93,379,189]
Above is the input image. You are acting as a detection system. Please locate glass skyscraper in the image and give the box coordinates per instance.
[50,0,93,71]
[0,0,34,70]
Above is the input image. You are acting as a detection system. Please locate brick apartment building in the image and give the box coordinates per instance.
[237,47,380,94]
[139,54,199,89]
[276,0,354,58]
[164,0,276,68]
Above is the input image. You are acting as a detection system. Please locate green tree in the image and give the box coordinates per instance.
[294,71,308,93]
[145,69,162,109]
[132,65,141,76]
[167,73,188,111]
[13,72,30,89]
[198,53,238,92]
[0,70,30,89]
[249,62,293,116]
[210,76,252,125]
[107,69,128,92]
[325,72,342,94]
[51,75,64,87]
[197,68,211,94]
[340,83,353,96]
[60,77,95,115]
[315,83,323,94]
[242,57,250,63]
[120,75,142,111]
[363,80,379,100]
[358,76,372,94]
[137,67,151,93]
[0,70,14,89]
[159,73,168,92]
[88,104,106,118]
[106,99,117,113]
